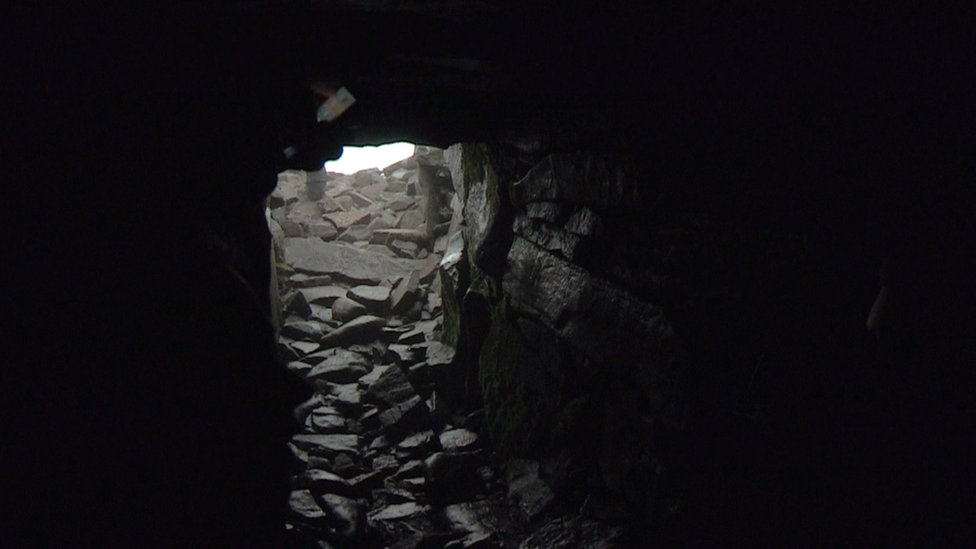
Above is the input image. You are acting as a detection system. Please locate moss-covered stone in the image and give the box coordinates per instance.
[478,298,575,459]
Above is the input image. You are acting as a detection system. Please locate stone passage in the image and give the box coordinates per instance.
[268,146,627,549]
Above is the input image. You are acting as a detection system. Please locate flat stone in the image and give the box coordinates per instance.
[314,494,365,540]
[357,364,391,389]
[394,459,426,479]
[281,319,328,341]
[564,206,602,235]
[387,344,417,364]
[306,219,339,240]
[337,224,373,244]
[290,340,320,356]
[397,210,425,230]
[298,468,357,498]
[365,364,418,407]
[438,429,479,451]
[371,453,400,475]
[347,285,392,315]
[390,239,418,258]
[290,274,334,288]
[284,238,423,285]
[307,349,371,384]
[390,271,421,316]
[310,412,347,434]
[373,228,428,244]
[366,244,398,257]
[396,432,436,461]
[397,329,426,345]
[292,434,360,455]
[419,254,441,283]
[386,195,416,212]
[425,342,455,367]
[325,210,371,230]
[332,296,368,323]
[442,501,497,536]
[369,502,424,522]
[331,383,365,416]
[300,286,347,305]
[318,194,344,213]
[320,315,387,349]
[358,181,389,200]
[378,395,431,436]
[289,489,325,520]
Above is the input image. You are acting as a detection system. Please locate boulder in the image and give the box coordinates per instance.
[289,489,325,521]
[438,429,479,452]
[281,318,328,341]
[332,296,368,323]
[378,395,432,437]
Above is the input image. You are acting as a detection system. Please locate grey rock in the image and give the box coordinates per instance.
[347,285,392,315]
[309,304,334,324]
[445,533,496,549]
[319,315,387,349]
[424,451,488,506]
[284,238,423,285]
[505,460,554,520]
[330,383,365,416]
[371,453,400,475]
[337,224,373,244]
[318,194,344,213]
[397,329,426,345]
[398,210,425,230]
[390,239,419,258]
[442,501,498,536]
[323,210,371,231]
[289,340,320,356]
[365,363,418,408]
[314,493,366,540]
[386,195,416,212]
[281,318,328,341]
[332,296,368,323]
[511,153,640,209]
[518,515,626,549]
[525,201,563,222]
[289,489,325,520]
[306,219,339,240]
[307,349,370,384]
[368,502,424,522]
[290,274,334,288]
[373,228,428,244]
[378,395,431,436]
[298,468,357,499]
[393,459,426,480]
[366,244,398,257]
[357,364,391,390]
[310,411,347,434]
[438,429,479,451]
[396,432,437,461]
[564,206,602,236]
[425,342,455,368]
[285,290,313,318]
[342,190,375,208]
[513,214,582,261]
[292,434,360,458]
[419,254,441,283]
[390,270,421,315]
[387,344,417,364]
[300,285,347,306]
[502,237,686,391]
[358,181,389,201]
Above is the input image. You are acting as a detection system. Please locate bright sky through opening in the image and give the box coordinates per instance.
[324,142,416,174]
